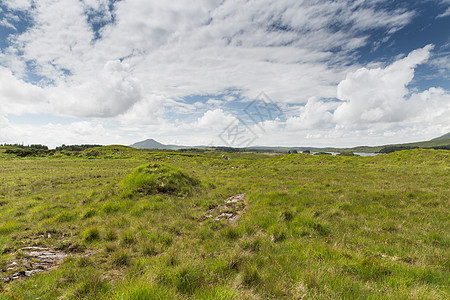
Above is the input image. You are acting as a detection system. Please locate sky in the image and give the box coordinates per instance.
[0,0,449,148]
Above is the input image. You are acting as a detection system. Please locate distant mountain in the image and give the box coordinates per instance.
[130,139,171,150]
[130,139,190,150]
[432,132,450,140]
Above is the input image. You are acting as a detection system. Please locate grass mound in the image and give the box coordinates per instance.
[120,163,200,196]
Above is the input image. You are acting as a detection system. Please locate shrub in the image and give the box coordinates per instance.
[73,270,110,298]
[83,226,101,242]
[238,264,261,287]
[280,210,294,221]
[83,209,96,219]
[112,250,130,266]
[120,163,200,196]
[337,151,357,156]
[105,228,118,241]
[113,283,176,299]
[268,225,287,242]
[120,230,136,246]
[0,221,18,235]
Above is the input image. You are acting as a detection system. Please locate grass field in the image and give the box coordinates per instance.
[0,146,449,299]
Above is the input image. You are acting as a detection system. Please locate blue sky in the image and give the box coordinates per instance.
[0,0,449,148]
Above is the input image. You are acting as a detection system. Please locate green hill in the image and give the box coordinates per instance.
[432,132,450,140]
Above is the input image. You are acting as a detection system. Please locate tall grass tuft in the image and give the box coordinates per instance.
[120,163,200,197]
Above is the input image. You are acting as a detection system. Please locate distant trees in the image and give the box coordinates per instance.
[1,143,48,150]
[337,151,356,156]
[5,148,54,157]
[55,144,102,151]
[432,145,450,150]
[1,143,104,157]
[378,145,450,153]
[314,152,332,155]
[378,145,418,153]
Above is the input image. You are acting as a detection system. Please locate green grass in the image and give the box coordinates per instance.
[0,147,449,299]
[120,163,200,197]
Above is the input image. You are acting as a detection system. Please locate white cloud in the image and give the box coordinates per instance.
[1,0,33,11]
[196,109,235,129]
[0,59,145,118]
[0,1,447,147]
[429,51,450,79]
[15,0,94,80]
[333,45,434,124]
[408,87,450,124]
[0,18,15,30]
[51,60,144,117]
[0,66,46,115]
[286,98,339,130]
[1,0,418,120]
[437,6,450,18]
[118,94,166,125]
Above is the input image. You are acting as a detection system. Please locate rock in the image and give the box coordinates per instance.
[3,246,71,282]
[20,247,49,251]
[225,193,244,204]
[202,194,246,223]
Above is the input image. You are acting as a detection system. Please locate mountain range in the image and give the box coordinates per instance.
[130,133,450,153]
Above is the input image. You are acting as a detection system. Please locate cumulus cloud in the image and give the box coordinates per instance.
[1,0,32,11]
[0,1,447,146]
[280,45,450,146]
[0,59,145,118]
[286,98,339,130]
[408,87,450,124]
[333,45,434,124]
[51,60,144,117]
[0,66,46,115]
[118,94,166,125]
[0,0,418,120]
[0,18,15,30]
[196,109,236,129]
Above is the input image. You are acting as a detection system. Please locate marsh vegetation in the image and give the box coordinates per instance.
[0,146,448,299]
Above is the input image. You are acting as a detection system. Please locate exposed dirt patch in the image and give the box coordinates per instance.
[202,193,246,223]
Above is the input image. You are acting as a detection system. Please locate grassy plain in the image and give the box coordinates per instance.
[0,146,449,299]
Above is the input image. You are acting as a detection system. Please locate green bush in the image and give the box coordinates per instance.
[73,270,110,298]
[112,249,130,266]
[337,151,357,156]
[83,226,101,242]
[120,163,200,196]
[112,282,176,300]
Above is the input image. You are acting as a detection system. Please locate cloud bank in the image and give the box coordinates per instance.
[0,1,448,147]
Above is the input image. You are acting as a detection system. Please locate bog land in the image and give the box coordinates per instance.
[0,146,448,299]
